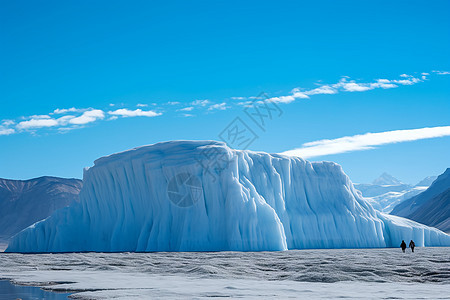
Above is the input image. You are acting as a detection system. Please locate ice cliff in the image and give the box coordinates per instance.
[6,141,450,252]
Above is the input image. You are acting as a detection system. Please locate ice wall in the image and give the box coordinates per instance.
[7,141,450,252]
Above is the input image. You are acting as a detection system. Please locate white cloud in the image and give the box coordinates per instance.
[28,114,52,119]
[1,120,17,135]
[433,70,450,75]
[2,120,15,126]
[292,91,310,98]
[341,82,372,92]
[393,77,421,85]
[69,109,105,125]
[53,107,82,114]
[268,95,296,104]
[1,71,444,137]
[305,85,337,95]
[15,109,105,130]
[332,78,375,92]
[370,79,397,89]
[182,113,194,117]
[281,126,450,158]
[17,118,59,129]
[57,126,79,133]
[269,90,309,103]
[264,73,424,105]
[191,99,210,106]
[0,128,15,135]
[8,105,163,135]
[179,106,194,111]
[237,101,253,107]
[108,108,162,118]
[208,102,229,110]
[56,115,76,126]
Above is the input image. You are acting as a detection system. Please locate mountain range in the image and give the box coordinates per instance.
[0,176,82,249]
[391,168,450,233]
[354,173,436,213]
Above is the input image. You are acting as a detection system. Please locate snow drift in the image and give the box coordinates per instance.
[6,141,450,252]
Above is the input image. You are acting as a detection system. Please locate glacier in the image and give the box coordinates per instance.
[6,141,450,252]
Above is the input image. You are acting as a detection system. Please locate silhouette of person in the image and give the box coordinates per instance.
[409,240,415,252]
[400,240,407,253]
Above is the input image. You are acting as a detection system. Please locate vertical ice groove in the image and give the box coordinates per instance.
[5,140,450,253]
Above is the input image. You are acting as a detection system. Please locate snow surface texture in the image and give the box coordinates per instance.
[6,141,450,252]
[1,248,449,299]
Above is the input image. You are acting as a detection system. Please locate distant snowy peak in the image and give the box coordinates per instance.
[353,174,435,214]
[372,172,403,186]
[415,176,438,187]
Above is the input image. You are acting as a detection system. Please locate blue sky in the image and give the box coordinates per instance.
[1,0,449,184]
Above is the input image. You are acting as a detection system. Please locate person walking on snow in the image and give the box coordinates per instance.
[409,240,415,252]
[401,240,407,253]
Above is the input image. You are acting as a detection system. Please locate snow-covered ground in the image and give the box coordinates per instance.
[1,248,449,299]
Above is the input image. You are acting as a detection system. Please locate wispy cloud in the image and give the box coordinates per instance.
[17,118,59,130]
[2,120,15,126]
[191,99,210,106]
[108,108,161,118]
[237,100,253,107]
[8,106,162,135]
[0,128,15,135]
[69,109,105,125]
[304,85,337,95]
[267,73,429,104]
[179,106,194,112]
[281,126,450,158]
[2,70,448,137]
[208,102,229,111]
[15,109,105,129]
[267,88,309,104]
[433,70,450,75]
[52,107,84,114]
